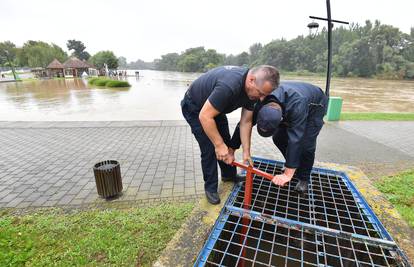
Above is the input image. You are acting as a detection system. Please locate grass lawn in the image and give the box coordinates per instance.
[340,112,414,121]
[376,170,414,228]
[0,202,194,267]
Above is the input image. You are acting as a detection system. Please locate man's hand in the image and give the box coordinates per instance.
[243,150,253,167]
[272,173,293,186]
[228,147,235,157]
[272,167,296,186]
[215,143,233,164]
[240,108,253,166]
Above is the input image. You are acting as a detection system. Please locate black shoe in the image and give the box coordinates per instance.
[222,174,246,183]
[205,191,220,205]
[294,180,309,193]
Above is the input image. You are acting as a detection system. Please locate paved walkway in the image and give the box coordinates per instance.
[0,120,413,209]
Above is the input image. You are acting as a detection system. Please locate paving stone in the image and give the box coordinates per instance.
[0,121,412,210]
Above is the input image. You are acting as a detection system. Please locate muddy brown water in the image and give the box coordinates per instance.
[0,70,413,121]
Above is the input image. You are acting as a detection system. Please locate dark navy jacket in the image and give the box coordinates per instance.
[231,81,327,168]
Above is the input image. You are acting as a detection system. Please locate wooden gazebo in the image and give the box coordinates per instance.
[46,59,65,78]
[63,57,90,77]
[45,57,98,78]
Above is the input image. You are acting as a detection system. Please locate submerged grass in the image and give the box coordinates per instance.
[0,202,194,266]
[88,77,130,88]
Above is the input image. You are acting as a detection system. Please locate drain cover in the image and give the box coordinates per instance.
[195,157,410,266]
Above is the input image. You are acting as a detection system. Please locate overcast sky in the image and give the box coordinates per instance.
[1,0,413,62]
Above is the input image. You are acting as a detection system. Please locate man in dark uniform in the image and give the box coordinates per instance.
[181,65,280,204]
[230,81,328,193]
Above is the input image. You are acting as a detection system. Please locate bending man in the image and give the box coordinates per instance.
[230,81,328,193]
[181,65,280,204]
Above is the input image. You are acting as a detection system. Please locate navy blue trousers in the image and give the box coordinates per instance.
[272,103,326,182]
[181,97,236,193]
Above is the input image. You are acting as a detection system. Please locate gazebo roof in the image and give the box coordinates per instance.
[46,59,64,69]
[82,59,97,69]
[63,57,91,68]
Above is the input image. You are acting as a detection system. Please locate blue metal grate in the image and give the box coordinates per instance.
[195,157,410,266]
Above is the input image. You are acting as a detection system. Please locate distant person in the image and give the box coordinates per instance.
[230,81,328,193]
[181,65,280,204]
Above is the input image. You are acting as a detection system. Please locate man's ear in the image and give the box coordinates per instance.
[247,74,255,83]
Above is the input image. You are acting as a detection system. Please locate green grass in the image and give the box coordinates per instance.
[105,80,131,87]
[376,170,414,228]
[87,77,100,85]
[94,78,111,86]
[340,112,414,121]
[0,202,194,267]
[88,77,130,88]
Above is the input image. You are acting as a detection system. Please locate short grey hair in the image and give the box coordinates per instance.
[249,65,280,88]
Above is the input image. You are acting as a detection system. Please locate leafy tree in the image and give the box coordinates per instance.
[0,41,18,79]
[14,41,67,68]
[90,51,118,69]
[249,43,263,65]
[223,54,238,65]
[67,40,90,60]
[152,19,414,79]
[235,52,250,66]
[118,56,127,68]
[155,53,180,71]
[154,47,224,72]
[128,59,155,69]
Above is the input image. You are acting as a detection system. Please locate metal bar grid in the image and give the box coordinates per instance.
[204,214,404,267]
[231,160,385,239]
[194,158,410,266]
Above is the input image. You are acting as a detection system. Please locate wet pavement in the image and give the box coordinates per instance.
[0,120,413,209]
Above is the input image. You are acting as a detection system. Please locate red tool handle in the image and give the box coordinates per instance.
[231,161,274,181]
[232,160,276,267]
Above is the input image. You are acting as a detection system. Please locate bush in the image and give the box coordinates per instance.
[94,78,111,86]
[105,80,131,87]
[87,78,130,88]
[87,77,99,85]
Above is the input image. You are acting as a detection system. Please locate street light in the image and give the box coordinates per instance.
[308,0,349,97]
[307,21,319,39]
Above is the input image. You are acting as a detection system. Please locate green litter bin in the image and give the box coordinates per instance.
[325,96,343,121]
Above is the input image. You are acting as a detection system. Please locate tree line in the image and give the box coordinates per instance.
[152,20,414,79]
[1,20,413,79]
[0,40,119,74]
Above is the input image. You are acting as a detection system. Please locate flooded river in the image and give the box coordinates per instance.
[0,70,413,121]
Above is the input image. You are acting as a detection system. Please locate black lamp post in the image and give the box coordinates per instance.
[308,0,349,97]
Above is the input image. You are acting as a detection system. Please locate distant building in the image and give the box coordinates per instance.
[46,58,65,77]
[38,57,99,78]
[62,57,98,77]
[31,67,47,78]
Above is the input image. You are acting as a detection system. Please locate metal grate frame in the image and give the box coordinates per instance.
[195,157,410,266]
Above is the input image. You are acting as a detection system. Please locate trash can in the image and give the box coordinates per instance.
[93,160,123,198]
[325,96,343,121]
